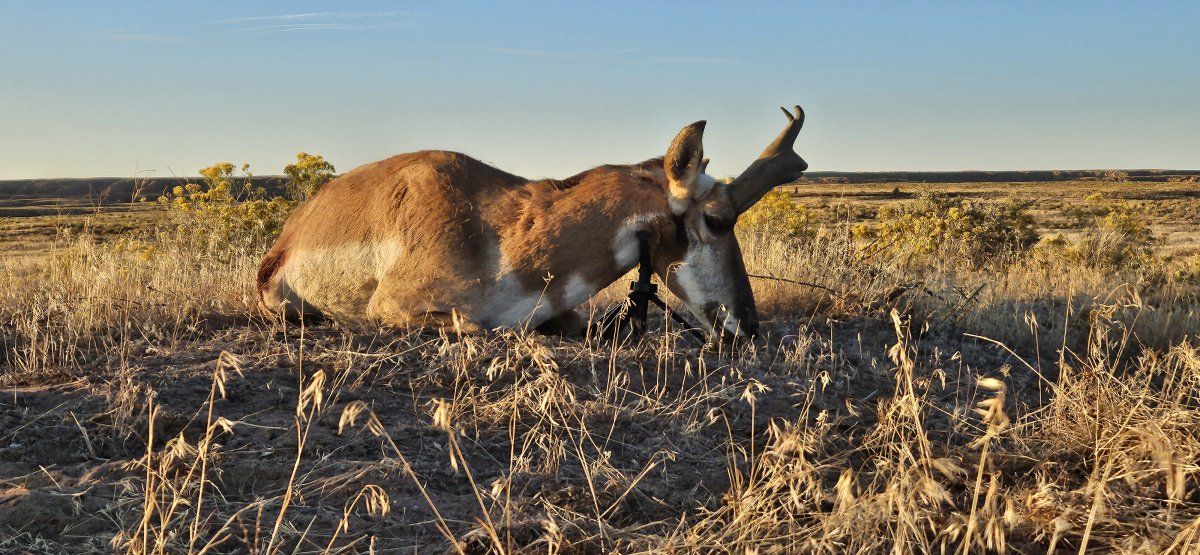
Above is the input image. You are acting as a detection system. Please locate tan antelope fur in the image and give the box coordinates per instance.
[258,106,808,338]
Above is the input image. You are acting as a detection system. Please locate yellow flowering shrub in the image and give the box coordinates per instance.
[1172,254,1200,285]
[284,152,336,201]
[1097,202,1154,244]
[156,162,292,253]
[737,190,816,241]
[853,192,1039,267]
[1057,201,1158,270]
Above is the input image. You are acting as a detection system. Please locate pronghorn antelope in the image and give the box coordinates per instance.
[257,106,808,339]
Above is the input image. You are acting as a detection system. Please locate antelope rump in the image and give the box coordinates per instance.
[256,106,809,339]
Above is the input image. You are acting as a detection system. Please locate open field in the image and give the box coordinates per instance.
[6,172,1200,258]
[3,173,1200,553]
[780,178,1200,256]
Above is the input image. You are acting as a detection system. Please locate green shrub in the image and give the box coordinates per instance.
[853,192,1039,267]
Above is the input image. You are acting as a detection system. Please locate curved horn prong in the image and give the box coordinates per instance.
[729,104,810,214]
[759,105,805,158]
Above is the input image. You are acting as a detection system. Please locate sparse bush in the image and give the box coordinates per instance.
[853,192,1039,267]
[1058,192,1109,228]
[736,189,817,241]
[1174,254,1200,285]
[1042,200,1159,270]
[156,162,291,254]
[1097,201,1154,244]
[284,152,336,201]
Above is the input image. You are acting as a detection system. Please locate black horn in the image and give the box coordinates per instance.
[729,105,809,214]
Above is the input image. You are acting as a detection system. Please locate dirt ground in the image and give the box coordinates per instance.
[0,308,1034,552]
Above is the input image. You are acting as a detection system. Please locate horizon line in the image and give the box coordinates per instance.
[3,167,1199,182]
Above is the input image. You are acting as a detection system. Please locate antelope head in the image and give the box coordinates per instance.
[650,105,808,340]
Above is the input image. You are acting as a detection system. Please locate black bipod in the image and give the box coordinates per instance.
[594,231,708,343]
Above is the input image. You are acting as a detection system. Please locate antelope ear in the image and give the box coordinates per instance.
[664,120,706,213]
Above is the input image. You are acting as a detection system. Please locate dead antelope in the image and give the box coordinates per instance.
[257,106,808,339]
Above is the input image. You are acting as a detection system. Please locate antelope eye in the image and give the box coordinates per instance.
[703,213,735,235]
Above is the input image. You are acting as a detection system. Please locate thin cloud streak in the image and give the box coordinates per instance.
[89,10,412,44]
[218,12,333,23]
[645,56,741,65]
[212,11,413,35]
[234,23,349,34]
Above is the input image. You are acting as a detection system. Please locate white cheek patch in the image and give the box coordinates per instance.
[676,244,727,307]
[673,243,744,336]
[672,261,712,334]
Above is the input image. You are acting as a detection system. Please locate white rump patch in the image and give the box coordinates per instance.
[373,239,406,280]
[281,240,399,318]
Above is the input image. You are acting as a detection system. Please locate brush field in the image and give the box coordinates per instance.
[2,174,1200,553]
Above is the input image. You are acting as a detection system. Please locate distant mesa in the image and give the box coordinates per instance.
[0,176,288,203]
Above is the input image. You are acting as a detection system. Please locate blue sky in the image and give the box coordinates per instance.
[2,1,1198,179]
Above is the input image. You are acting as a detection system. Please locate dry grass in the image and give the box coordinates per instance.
[2,191,1200,553]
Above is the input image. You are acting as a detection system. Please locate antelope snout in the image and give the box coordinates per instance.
[702,303,759,341]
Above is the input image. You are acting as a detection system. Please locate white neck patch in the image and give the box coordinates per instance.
[612,213,659,269]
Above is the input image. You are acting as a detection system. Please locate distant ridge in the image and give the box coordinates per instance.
[1,170,1197,202]
[0,176,287,201]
